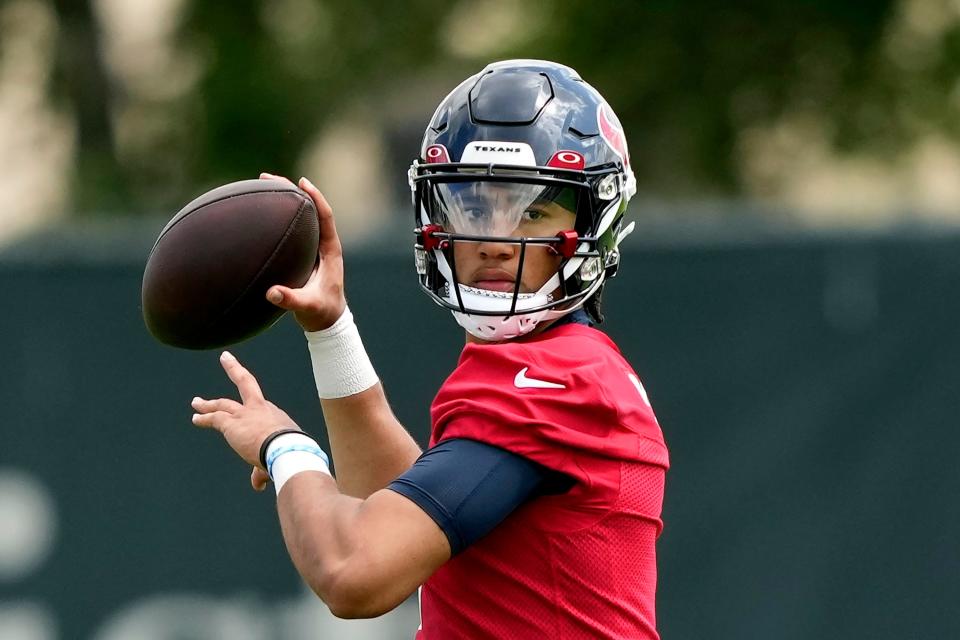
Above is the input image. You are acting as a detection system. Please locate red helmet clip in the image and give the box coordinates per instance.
[419,224,446,251]
[552,230,579,258]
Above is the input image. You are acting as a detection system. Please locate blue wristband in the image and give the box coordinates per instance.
[266,443,330,479]
[258,428,303,470]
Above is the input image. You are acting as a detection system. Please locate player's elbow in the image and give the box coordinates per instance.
[313,562,403,619]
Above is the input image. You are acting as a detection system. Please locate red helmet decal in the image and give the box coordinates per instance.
[547,150,585,170]
[597,103,630,168]
[425,144,450,163]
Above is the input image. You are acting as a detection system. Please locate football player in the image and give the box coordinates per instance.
[191,59,669,639]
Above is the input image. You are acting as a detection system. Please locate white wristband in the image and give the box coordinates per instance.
[305,305,379,399]
[265,432,331,495]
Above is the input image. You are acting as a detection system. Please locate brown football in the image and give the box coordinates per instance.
[142,179,319,350]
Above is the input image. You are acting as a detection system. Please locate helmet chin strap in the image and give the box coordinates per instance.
[435,250,604,341]
[452,304,552,341]
[450,286,596,341]
[434,250,552,340]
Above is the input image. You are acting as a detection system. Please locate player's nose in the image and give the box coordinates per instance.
[476,238,515,260]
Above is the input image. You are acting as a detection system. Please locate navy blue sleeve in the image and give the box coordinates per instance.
[387,438,572,555]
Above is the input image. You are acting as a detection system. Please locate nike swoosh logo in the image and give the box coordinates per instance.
[514,367,566,390]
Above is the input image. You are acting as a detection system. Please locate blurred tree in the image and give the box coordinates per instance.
[182,0,463,196]
[42,0,960,216]
[524,0,900,195]
[50,0,130,212]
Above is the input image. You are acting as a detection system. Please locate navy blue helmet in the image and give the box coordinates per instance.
[410,60,636,340]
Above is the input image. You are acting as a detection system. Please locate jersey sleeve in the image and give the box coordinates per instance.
[387,438,572,555]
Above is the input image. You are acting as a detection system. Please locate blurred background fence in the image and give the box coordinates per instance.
[1,226,958,639]
[3,0,960,637]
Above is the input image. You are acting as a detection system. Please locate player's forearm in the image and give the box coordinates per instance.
[276,474,441,618]
[305,307,422,497]
[320,383,422,498]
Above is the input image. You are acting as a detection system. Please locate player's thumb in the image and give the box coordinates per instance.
[251,466,270,492]
[266,285,303,310]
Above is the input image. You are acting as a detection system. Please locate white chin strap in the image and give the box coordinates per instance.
[435,251,585,341]
[450,286,555,341]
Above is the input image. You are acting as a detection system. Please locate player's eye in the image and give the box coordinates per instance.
[465,207,489,220]
[522,208,547,222]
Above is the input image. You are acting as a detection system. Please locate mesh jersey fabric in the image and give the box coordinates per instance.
[417,323,669,640]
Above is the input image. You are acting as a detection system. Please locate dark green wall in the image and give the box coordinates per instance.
[1,232,957,638]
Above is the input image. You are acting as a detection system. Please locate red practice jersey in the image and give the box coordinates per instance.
[417,323,669,639]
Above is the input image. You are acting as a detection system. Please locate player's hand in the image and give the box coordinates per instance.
[259,172,347,332]
[191,351,300,476]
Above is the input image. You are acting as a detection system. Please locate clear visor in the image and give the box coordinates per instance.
[428,181,579,237]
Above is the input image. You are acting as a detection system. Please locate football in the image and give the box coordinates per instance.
[142,179,319,350]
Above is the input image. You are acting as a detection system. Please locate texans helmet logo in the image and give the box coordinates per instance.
[598,103,630,169]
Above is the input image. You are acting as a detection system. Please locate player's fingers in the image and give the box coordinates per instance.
[191,396,242,415]
[191,410,231,432]
[265,284,312,311]
[251,466,270,492]
[299,177,342,258]
[259,172,298,188]
[219,351,265,403]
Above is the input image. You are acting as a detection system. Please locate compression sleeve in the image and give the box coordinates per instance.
[387,438,572,555]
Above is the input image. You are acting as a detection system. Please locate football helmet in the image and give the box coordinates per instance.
[410,59,636,340]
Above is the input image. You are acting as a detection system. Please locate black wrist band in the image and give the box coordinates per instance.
[258,428,312,470]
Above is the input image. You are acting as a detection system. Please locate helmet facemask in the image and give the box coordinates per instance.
[412,162,624,340]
